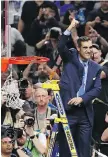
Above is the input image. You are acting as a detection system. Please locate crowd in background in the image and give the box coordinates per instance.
[1,1,108,157]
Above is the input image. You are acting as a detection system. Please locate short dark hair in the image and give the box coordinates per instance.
[77,36,91,47]
[13,40,26,56]
[43,2,56,12]
[21,112,35,119]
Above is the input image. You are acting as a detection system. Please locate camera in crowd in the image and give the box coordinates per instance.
[50,27,61,40]
[46,114,57,130]
[1,125,23,140]
[24,118,35,127]
[46,119,54,130]
[18,79,29,100]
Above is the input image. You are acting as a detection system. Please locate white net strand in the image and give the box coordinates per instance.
[1,45,7,57]
[1,74,25,109]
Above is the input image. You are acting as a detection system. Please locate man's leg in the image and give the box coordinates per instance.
[77,113,92,157]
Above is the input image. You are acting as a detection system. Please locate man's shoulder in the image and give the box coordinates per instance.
[89,59,101,71]
[48,106,57,115]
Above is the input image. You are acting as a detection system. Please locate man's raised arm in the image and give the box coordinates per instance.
[58,19,79,63]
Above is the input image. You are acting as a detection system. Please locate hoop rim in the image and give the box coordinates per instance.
[1,56,50,65]
[1,58,9,72]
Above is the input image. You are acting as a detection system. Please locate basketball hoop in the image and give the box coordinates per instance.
[9,56,50,64]
[1,56,50,72]
[1,57,9,72]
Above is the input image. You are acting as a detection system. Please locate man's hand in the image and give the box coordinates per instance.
[37,8,44,20]
[67,18,79,32]
[105,112,108,123]
[68,97,83,105]
[101,20,108,28]
[45,31,50,41]
[94,16,101,24]
[89,26,99,37]
[25,125,34,137]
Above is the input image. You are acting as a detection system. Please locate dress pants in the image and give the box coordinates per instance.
[58,107,92,157]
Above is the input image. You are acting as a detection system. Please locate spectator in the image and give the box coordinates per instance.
[12,40,27,78]
[12,40,26,57]
[1,136,16,157]
[92,44,108,105]
[18,0,45,42]
[34,88,57,131]
[35,27,63,74]
[18,79,36,113]
[9,27,24,53]
[23,62,59,84]
[101,111,108,142]
[86,1,108,42]
[92,44,108,143]
[26,2,60,51]
[15,112,47,157]
[63,1,95,38]
[87,27,108,58]
[18,0,60,42]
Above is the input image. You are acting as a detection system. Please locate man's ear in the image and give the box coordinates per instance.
[48,95,51,100]
[77,46,80,52]
[100,50,102,56]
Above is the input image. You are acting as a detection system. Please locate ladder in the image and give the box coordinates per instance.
[42,80,78,157]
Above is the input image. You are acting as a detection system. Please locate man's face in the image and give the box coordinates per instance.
[79,40,93,60]
[25,84,33,99]
[44,8,55,19]
[101,1,108,11]
[17,130,26,146]
[92,47,101,63]
[38,64,47,75]
[35,88,49,107]
[88,32,97,43]
[1,137,13,154]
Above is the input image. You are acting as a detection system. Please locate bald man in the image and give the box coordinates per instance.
[34,88,57,131]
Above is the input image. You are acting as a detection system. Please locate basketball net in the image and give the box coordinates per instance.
[1,72,25,109]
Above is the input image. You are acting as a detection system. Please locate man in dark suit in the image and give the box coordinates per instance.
[58,19,102,157]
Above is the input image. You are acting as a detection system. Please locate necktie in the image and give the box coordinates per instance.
[77,62,87,96]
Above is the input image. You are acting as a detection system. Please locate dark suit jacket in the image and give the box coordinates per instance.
[58,34,102,126]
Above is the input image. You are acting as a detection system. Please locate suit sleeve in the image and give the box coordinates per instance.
[58,34,77,63]
[81,69,102,105]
